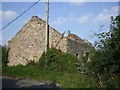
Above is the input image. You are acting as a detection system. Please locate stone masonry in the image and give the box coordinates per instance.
[8,16,92,66]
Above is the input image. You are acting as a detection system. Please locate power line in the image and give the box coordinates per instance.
[0,0,41,31]
[3,3,34,11]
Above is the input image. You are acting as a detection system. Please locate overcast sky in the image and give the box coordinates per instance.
[1,1,119,45]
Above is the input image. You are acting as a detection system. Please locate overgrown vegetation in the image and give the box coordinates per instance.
[2,16,120,88]
[3,47,98,88]
[0,45,8,75]
[2,45,8,66]
[37,48,78,73]
[82,16,120,88]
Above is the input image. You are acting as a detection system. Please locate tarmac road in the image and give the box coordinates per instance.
[1,76,60,89]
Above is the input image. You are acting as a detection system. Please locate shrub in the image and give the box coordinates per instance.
[2,45,8,66]
[38,48,79,73]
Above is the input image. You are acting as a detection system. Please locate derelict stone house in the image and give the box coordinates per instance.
[8,16,92,66]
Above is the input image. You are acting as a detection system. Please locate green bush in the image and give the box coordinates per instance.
[84,16,120,88]
[3,47,99,88]
[1,45,8,66]
[38,48,79,73]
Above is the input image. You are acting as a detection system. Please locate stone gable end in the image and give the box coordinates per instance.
[8,16,92,66]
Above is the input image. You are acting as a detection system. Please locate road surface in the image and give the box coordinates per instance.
[1,76,61,89]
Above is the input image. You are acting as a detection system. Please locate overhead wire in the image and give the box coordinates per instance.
[0,0,41,31]
[2,3,34,11]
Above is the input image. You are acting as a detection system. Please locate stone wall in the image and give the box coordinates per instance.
[67,39,92,60]
[57,37,68,52]
[8,16,93,66]
[66,34,93,60]
[8,16,63,66]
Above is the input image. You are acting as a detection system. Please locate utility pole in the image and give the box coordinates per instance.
[45,0,49,53]
[45,0,49,69]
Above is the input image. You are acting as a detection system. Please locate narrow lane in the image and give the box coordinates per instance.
[2,77,60,88]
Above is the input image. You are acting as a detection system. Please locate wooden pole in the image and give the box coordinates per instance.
[45,0,49,53]
[45,0,49,69]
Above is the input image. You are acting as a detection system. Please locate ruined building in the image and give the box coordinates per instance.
[8,16,92,66]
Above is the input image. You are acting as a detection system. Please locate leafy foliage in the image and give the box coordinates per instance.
[2,45,8,65]
[3,16,120,88]
[3,47,99,88]
[34,48,79,73]
[84,16,120,88]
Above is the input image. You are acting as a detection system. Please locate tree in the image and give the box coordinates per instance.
[85,16,120,88]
